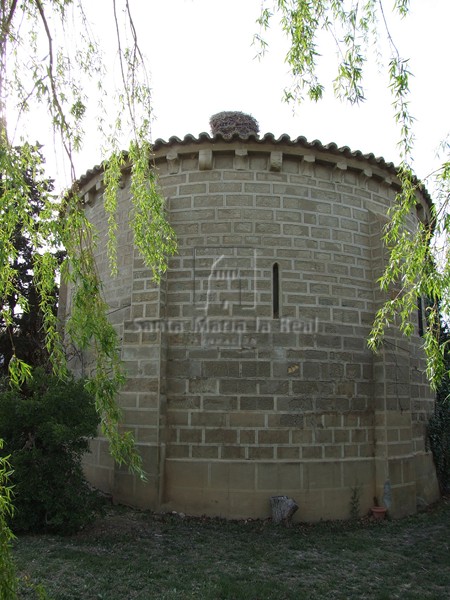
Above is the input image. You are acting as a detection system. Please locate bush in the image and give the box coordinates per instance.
[427,318,450,496]
[0,441,17,600]
[0,369,101,534]
[428,382,450,495]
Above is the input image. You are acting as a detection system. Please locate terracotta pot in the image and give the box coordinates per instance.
[371,506,387,520]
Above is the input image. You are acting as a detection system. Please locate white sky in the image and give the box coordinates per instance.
[13,0,450,192]
[142,0,449,181]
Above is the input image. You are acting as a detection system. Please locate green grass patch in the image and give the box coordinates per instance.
[13,498,450,599]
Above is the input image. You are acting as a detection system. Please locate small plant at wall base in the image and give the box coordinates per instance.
[349,485,362,520]
[0,369,102,534]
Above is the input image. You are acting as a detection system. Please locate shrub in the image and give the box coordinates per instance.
[0,369,101,534]
[0,441,17,600]
[428,382,450,495]
[427,318,450,496]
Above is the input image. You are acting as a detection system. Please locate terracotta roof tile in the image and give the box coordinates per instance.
[151,131,397,172]
[77,131,431,206]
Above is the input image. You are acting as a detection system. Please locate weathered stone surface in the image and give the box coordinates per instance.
[270,495,299,525]
[70,130,439,522]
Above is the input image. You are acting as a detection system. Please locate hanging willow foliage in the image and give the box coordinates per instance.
[0,2,448,594]
[0,1,176,480]
[0,0,448,485]
[256,0,450,389]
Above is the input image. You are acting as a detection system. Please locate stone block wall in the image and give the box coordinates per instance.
[69,133,439,521]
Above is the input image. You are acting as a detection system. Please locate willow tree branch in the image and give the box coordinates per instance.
[33,0,77,180]
[113,0,152,140]
[113,0,135,130]
[0,0,19,133]
[378,0,401,58]
[1,0,19,37]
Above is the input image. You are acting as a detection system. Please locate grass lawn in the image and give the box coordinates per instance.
[13,497,450,600]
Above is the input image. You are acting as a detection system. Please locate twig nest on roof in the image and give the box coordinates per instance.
[209,111,259,139]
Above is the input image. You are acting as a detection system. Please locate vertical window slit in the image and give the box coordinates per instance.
[417,296,424,337]
[272,263,279,319]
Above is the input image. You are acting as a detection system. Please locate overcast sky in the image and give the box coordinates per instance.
[143,1,448,179]
[14,0,449,191]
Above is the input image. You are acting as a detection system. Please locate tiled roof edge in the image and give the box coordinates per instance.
[151,131,397,172]
[76,132,432,207]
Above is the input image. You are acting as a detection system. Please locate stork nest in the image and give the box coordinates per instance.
[209,111,259,139]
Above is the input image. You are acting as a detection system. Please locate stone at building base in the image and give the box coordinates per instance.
[270,495,299,525]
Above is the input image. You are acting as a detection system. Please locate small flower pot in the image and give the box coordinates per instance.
[371,506,387,520]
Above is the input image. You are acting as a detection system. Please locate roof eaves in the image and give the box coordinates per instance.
[76,132,432,208]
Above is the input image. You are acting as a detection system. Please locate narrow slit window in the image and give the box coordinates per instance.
[272,263,279,319]
[417,296,424,337]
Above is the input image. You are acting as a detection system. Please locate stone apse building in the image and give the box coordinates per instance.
[63,115,439,521]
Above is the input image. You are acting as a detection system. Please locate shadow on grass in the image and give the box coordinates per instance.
[14,497,450,600]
